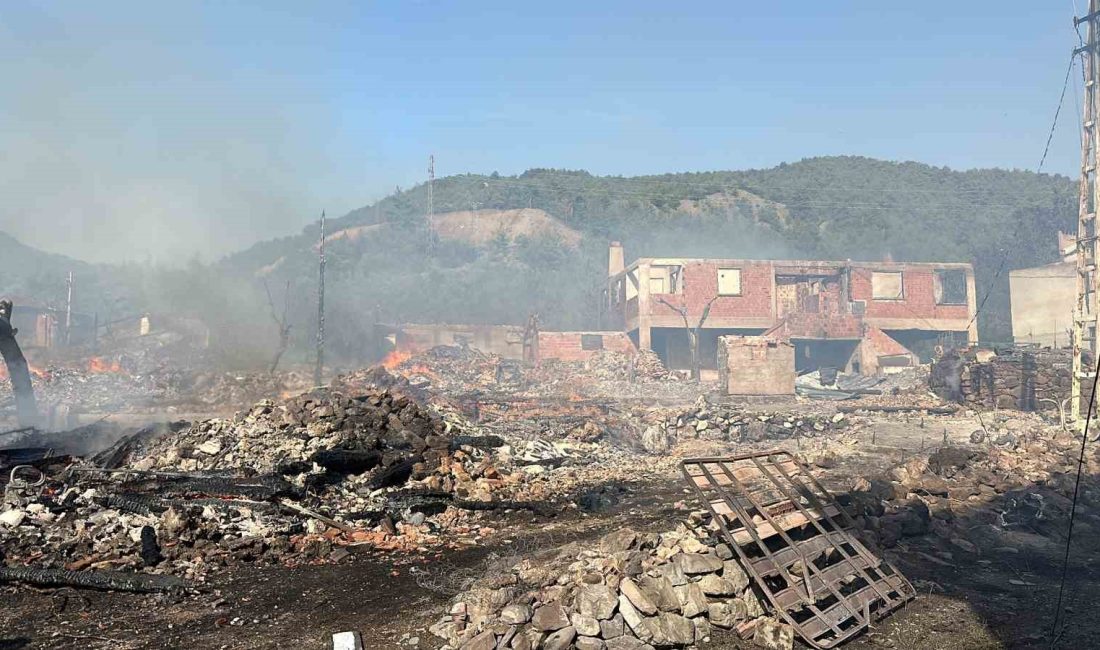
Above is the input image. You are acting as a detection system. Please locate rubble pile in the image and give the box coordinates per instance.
[429,523,790,650]
[848,414,1100,552]
[931,347,1090,411]
[0,388,550,581]
[635,397,851,455]
[394,346,526,394]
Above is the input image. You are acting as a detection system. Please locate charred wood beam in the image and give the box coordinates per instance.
[0,566,186,593]
[0,300,40,428]
[310,449,383,474]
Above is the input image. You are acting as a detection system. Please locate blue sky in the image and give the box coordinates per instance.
[0,1,1085,262]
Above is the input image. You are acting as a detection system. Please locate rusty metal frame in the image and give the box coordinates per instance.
[682,450,915,649]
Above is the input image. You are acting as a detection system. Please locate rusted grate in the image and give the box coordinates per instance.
[682,451,915,649]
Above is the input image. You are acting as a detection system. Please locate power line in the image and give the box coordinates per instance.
[1049,349,1098,644]
[963,48,1080,335]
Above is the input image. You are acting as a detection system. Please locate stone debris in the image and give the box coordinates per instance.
[428,522,790,650]
[0,386,550,580]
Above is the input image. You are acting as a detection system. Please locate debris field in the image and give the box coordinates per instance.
[0,344,1098,650]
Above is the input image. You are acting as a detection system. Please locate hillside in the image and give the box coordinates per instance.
[219,157,1074,357]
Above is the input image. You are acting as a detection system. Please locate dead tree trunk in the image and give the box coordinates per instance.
[657,296,718,382]
[0,300,39,427]
[264,281,292,374]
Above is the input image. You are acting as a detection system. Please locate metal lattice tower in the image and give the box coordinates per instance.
[1073,1,1100,427]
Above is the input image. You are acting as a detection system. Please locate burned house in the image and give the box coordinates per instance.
[604,243,977,377]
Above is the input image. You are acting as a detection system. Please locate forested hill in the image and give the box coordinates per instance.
[220,156,1075,357]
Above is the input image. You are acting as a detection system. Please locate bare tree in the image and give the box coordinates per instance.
[657,295,718,381]
[264,280,292,374]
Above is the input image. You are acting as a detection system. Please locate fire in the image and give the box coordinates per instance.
[380,349,412,370]
[0,363,51,381]
[87,356,123,374]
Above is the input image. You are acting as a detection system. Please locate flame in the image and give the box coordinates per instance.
[380,349,412,370]
[0,363,50,381]
[87,356,124,374]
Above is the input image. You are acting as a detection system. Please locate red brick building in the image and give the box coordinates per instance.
[603,244,977,376]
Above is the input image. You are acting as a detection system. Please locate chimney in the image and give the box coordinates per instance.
[608,241,625,277]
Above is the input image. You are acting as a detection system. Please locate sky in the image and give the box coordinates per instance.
[0,1,1087,263]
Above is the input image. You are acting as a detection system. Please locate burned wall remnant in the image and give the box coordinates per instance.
[605,247,977,375]
[717,336,795,396]
[931,347,1089,410]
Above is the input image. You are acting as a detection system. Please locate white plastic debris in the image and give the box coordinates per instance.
[332,631,364,650]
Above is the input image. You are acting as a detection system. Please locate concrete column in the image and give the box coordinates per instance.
[966,270,979,343]
[637,263,652,350]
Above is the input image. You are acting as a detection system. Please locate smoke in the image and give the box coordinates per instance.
[0,3,368,264]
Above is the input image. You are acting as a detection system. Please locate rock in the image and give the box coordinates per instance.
[970,429,987,444]
[697,573,738,596]
[721,560,750,592]
[927,447,979,478]
[620,578,658,615]
[639,576,680,613]
[693,616,712,643]
[499,604,532,625]
[714,543,734,560]
[0,509,26,527]
[542,626,576,650]
[604,637,653,650]
[575,638,605,650]
[577,584,619,620]
[196,440,223,455]
[600,614,625,639]
[428,619,456,642]
[618,594,653,641]
[658,559,688,586]
[752,618,794,650]
[641,426,669,454]
[571,612,601,637]
[708,600,747,628]
[674,583,708,618]
[532,603,570,631]
[674,553,723,575]
[510,631,534,650]
[645,613,695,646]
[600,528,638,554]
[743,592,765,618]
[459,630,496,650]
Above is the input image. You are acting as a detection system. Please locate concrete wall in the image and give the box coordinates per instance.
[1009,263,1075,348]
[718,335,795,396]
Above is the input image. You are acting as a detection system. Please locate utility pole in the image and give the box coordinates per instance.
[64,270,73,347]
[427,154,435,254]
[1073,2,1100,429]
[314,210,326,386]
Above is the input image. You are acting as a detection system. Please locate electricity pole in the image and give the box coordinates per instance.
[1073,2,1100,428]
[314,210,326,386]
[65,270,74,347]
[427,154,435,254]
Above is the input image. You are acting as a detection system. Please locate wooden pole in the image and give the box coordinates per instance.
[314,210,326,386]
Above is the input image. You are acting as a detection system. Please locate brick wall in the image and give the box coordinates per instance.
[850,267,970,321]
[649,261,774,321]
[537,331,635,362]
[780,279,863,339]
